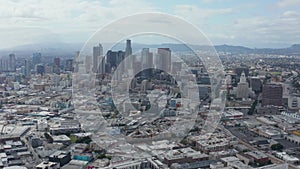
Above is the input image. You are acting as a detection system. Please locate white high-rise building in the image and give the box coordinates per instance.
[141,48,154,68]
[236,72,249,99]
[157,48,171,72]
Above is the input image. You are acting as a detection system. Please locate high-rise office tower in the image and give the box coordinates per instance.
[141,48,153,77]
[53,58,60,67]
[125,39,132,57]
[8,53,16,72]
[65,59,74,72]
[32,53,42,68]
[106,50,117,69]
[105,62,111,74]
[85,56,92,73]
[141,48,152,69]
[115,51,125,72]
[236,72,249,99]
[93,43,103,73]
[262,83,283,106]
[148,52,153,68]
[116,51,125,66]
[98,56,106,74]
[106,50,125,72]
[157,48,171,72]
[74,51,80,73]
[125,39,133,69]
[24,59,31,78]
[0,59,8,72]
[141,48,149,69]
[2,59,9,72]
[250,77,262,93]
[53,58,60,74]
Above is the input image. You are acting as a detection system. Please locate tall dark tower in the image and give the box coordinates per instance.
[53,58,60,74]
[54,58,60,67]
[125,39,132,57]
[125,39,133,70]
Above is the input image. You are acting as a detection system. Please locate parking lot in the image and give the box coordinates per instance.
[276,139,299,150]
[227,126,264,142]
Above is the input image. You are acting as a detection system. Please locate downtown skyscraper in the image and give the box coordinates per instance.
[157,48,171,72]
[93,43,103,73]
[8,53,16,72]
[125,39,133,70]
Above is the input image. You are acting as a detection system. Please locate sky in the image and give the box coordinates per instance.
[0,0,299,49]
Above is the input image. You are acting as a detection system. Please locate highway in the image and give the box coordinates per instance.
[21,131,42,165]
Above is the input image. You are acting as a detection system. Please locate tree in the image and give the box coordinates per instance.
[44,132,53,143]
[248,100,258,115]
[271,143,283,151]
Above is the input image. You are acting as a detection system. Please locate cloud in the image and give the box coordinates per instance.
[0,0,156,24]
[0,0,299,49]
[277,0,300,8]
[174,5,232,20]
[0,0,157,48]
[281,10,300,18]
[232,11,300,33]
[224,10,300,47]
[201,0,215,3]
[201,0,230,3]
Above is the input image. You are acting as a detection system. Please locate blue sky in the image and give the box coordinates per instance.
[0,0,299,49]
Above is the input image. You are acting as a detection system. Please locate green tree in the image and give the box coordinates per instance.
[44,132,53,143]
[248,100,258,115]
[271,143,283,151]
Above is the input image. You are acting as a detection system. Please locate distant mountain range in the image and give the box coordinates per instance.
[0,42,83,58]
[156,44,300,55]
[0,42,299,58]
[215,44,300,55]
